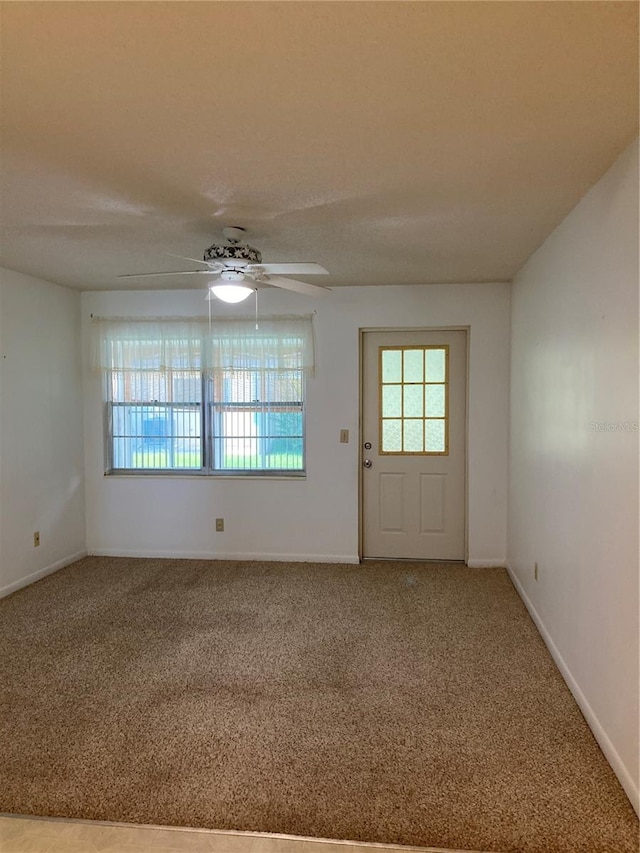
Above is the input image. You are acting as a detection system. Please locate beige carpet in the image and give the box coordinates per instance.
[0,557,637,853]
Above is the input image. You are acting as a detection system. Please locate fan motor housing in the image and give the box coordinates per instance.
[203,243,262,266]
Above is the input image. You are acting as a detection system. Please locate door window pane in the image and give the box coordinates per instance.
[403,349,424,382]
[403,384,424,417]
[425,419,446,452]
[382,419,402,452]
[425,384,445,417]
[426,348,446,382]
[403,419,424,452]
[382,384,402,418]
[382,349,402,383]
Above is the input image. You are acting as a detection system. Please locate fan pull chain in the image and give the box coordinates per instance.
[255,288,259,329]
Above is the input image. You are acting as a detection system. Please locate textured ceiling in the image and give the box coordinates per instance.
[0,1,638,292]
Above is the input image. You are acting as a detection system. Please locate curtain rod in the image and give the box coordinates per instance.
[89,312,316,321]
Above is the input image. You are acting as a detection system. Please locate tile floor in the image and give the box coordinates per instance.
[0,816,480,853]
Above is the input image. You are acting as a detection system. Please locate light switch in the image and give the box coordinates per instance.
[340,429,349,444]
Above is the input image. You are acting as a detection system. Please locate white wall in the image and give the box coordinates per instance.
[82,282,510,566]
[508,139,639,811]
[0,269,86,596]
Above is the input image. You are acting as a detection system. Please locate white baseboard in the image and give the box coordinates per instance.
[507,565,639,816]
[88,548,360,565]
[0,550,88,599]
[467,558,506,568]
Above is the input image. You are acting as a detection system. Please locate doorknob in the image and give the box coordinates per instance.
[363,459,373,468]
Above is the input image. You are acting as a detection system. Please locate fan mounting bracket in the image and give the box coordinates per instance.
[222,226,247,245]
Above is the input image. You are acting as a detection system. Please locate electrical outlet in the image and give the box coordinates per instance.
[215,518,224,532]
[534,561,538,581]
[340,429,349,444]
[34,531,40,547]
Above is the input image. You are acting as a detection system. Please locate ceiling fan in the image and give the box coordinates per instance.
[118,227,331,303]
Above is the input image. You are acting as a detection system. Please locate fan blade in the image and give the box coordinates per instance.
[117,270,216,279]
[248,263,328,275]
[264,276,331,296]
[165,253,222,269]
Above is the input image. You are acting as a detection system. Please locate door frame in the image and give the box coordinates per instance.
[358,326,470,563]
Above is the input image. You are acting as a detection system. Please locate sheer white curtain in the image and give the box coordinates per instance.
[92,315,315,372]
[92,319,203,371]
[205,316,314,372]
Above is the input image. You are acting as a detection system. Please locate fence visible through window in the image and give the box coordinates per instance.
[207,368,304,471]
[109,369,202,470]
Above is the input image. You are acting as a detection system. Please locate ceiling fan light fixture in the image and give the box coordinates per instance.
[210,283,254,304]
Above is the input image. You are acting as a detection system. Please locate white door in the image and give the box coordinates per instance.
[361,329,466,560]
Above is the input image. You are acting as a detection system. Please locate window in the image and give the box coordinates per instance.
[95,317,313,475]
[208,367,304,471]
[379,345,448,454]
[109,367,202,471]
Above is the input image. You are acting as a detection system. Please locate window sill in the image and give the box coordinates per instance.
[104,471,307,480]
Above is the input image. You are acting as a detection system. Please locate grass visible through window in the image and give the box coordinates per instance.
[131,450,303,470]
